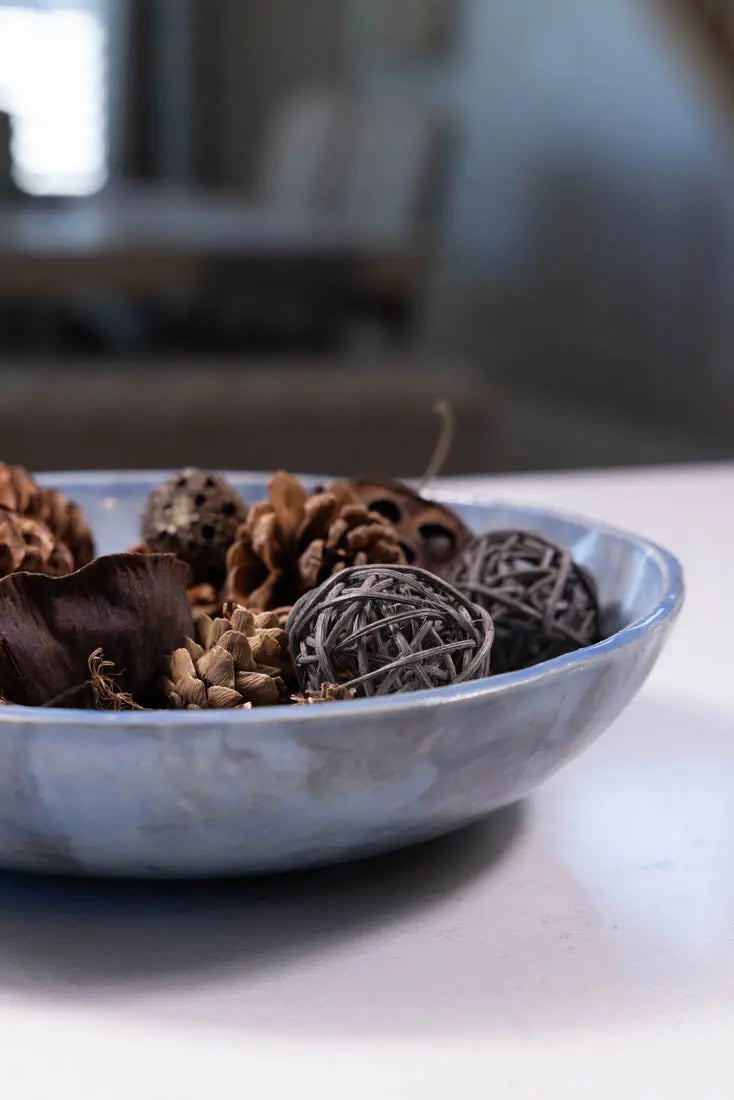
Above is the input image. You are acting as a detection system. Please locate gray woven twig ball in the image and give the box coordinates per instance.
[141,468,247,585]
[287,564,493,697]
[447,530,601,673]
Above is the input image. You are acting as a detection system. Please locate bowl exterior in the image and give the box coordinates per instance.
[0,474,683,877]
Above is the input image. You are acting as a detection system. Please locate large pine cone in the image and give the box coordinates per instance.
[0,464,39,514]
[0,507,75,577]
[36,488,95,568]
[0,464,94,568]
[164,604,293,709]
[225,472,406,610]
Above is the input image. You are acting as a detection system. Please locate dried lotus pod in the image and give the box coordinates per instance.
[349,478,471,577]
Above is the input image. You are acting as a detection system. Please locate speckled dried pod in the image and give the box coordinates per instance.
[142,468,247,585]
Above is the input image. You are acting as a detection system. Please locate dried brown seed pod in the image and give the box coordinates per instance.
[292,683,357,704]
[141,468,248,586]
[349,478,472,577]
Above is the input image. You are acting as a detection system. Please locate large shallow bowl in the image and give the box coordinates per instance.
[0,472,683,877]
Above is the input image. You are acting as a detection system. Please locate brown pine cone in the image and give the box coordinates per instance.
[0,507,75,578]
[292,683,357,704]
[0,464,94,568]
[164,603,293,709]
[36,488,95,568]
[226,472,406,610]
[0,463,40,514]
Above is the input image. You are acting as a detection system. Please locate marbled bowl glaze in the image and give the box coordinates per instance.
[0,473,684,877]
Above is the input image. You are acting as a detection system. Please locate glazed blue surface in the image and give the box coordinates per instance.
[0,473,684,877]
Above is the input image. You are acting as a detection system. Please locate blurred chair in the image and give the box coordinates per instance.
[201,85,450,348]
[258,88,342,214]
[258,85,450,230]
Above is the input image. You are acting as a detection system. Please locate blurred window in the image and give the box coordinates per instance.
[0,0,107,194]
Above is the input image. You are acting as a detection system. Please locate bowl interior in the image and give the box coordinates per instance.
[38,472,669,642]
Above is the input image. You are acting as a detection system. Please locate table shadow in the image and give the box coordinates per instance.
[1,697,731,1040]
[0,802,525,992]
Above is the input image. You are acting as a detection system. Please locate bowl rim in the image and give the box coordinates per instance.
[0,470,685,729]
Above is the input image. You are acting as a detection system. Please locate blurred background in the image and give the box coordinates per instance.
[0,0,732,476]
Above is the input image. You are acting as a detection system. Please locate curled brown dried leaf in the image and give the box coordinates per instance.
[0,553,193,708]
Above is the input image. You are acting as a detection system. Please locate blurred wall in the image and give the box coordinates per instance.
[350,0,734,432]
[109,0,734,437]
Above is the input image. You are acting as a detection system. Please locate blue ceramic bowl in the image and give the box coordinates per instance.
[0,473,684,877]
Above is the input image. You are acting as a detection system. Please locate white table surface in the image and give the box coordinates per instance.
[3,463,732,1100]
